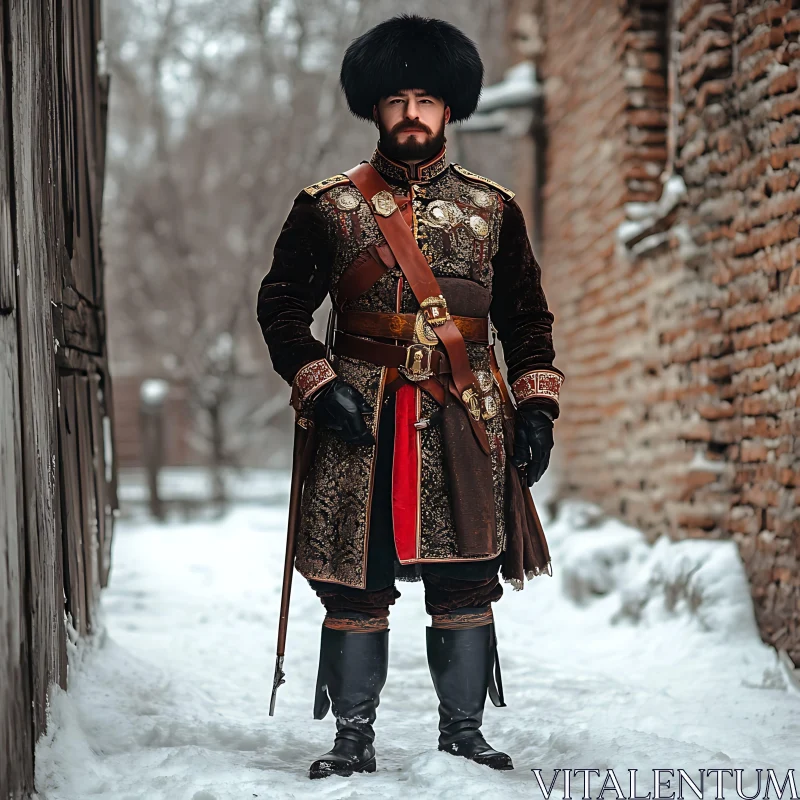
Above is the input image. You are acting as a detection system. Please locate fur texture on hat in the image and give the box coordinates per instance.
[340,15,484,123]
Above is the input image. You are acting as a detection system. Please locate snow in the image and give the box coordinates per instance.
[460,61,542,133]
[33,486,800,800]
[477,61,541,112]
[617,176,688,247]
[117,467,290,507]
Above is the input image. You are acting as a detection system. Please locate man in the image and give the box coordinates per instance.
[257,14,564,780]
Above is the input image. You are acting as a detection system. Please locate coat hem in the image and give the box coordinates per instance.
[296,548,509,590]
[396,550,503,566]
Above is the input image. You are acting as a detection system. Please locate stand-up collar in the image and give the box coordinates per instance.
[369,145,449,183]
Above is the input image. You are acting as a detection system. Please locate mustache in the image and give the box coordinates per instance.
[391,120,433,135]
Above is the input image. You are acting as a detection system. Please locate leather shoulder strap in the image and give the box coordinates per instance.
[344,163,443,300]
[336,244,394,308]
[344,162,489,454]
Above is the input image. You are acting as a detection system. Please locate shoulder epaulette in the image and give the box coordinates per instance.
[452,164,515,201]
[303,174,351,198]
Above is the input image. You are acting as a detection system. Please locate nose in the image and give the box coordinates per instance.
[404,96,421,120]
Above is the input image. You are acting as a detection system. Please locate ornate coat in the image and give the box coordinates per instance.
[257,147,564,589]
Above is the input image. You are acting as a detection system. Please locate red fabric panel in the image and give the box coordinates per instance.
[392,382,418,561]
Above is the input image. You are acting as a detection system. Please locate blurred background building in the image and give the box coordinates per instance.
[101,1,798,657]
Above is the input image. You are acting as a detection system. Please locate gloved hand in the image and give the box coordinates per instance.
[510,404,554,487]
[312,378,375,446]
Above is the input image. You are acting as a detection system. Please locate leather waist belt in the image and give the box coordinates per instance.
[333,332,451,378]
[338,311,489,344]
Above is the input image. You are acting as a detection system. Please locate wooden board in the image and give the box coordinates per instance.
[77,374,100,624]
[1,5,35,796]
[100,365,120,579]
[89,371,112,587]
[8,0,69,743]
[58,374,89,636]
[0,317,33,800]
[62,284,102,353]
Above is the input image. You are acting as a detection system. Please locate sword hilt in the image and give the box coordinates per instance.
[269,655,285,716]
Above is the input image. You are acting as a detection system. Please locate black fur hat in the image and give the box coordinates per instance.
[340,15,484,123]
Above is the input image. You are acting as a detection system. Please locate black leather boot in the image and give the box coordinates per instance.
[426,620,513,770]
[309,624,389,779]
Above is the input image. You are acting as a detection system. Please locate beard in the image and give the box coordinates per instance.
[377,119,446,163]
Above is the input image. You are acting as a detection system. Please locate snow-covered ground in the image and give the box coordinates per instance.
[34,481,800,800]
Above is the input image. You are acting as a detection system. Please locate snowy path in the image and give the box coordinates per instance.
[35,497,800,800]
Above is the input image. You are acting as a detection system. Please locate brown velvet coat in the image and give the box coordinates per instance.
[256,148,562,589]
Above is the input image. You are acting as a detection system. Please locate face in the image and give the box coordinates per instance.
[373,89,450,163]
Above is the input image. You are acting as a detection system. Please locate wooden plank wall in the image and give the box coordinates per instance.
[0,4,34,796]
[1,1,116,796]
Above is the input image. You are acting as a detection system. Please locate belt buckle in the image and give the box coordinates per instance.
[420,294,450,327]
[399,342,434,382]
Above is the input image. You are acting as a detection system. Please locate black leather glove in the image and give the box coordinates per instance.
[510,404,554,487]
[312,378,375,446]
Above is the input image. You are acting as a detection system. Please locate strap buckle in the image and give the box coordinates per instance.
[420,294,450,327]
[399,343,434,382]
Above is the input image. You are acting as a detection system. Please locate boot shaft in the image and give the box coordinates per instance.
[425,621,504,746]
[314,624,390,744]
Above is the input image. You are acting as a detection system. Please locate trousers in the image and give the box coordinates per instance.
[308,392,504,620]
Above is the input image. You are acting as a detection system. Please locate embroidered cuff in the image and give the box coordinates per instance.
[512,370,564,405]
[293,358,337,403]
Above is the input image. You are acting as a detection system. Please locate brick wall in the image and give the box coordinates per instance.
[540,0,800,662]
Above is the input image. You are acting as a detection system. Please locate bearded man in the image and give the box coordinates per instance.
[256,14,564,780]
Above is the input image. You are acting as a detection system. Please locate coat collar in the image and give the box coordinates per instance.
[369,145,449,184]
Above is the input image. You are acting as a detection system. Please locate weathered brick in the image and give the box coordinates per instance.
[726,508,762,535]
[683,6,734,44]
[733,217,800,256]
[768,70,799,96]
[697,401,736,420]
[695,79,730,110]
[738,51,779,87]
[738,27,771,57]
[779,469,800,487]
[740,485,781,508]
[769,144,800,168]
[680,30,732,72]
[741,441,770,462]
[769,91,800,120]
